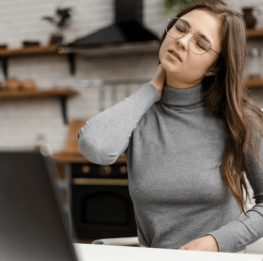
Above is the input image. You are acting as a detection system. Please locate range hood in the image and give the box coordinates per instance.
[58,0,160,57]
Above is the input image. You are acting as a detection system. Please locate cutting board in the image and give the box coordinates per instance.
[64,119,88,154]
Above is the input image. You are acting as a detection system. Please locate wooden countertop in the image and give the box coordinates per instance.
[51,151,127,164]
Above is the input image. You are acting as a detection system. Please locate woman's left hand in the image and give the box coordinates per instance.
[179,235,219,252]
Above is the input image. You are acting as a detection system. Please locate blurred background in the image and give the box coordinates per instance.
[0,0,262,152]
[1,0,263,244]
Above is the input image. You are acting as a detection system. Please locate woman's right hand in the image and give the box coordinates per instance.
[149,63,166,102]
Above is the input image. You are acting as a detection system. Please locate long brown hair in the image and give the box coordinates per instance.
[158,0,263,218]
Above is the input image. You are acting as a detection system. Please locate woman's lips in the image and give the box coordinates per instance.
[168,51,181,62]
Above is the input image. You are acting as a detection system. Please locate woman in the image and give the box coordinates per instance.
[77,0,263,253]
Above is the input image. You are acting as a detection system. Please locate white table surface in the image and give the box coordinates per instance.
[73,243,263,261]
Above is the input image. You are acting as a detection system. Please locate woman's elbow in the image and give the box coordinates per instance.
[77,132,101,163]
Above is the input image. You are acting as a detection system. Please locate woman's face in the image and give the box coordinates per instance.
[159,9,222,89]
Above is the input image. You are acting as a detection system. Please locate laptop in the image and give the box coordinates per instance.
[0,150,79,261]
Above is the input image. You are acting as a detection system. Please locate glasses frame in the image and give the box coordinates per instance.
[166,17,221,56]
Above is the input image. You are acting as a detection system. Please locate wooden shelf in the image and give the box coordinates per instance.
[245,79,263,88]
[0,88,77,98]
[0,88,79,124]
[0,44,59,57]
[0,45,60,79]
[246,28,263,39]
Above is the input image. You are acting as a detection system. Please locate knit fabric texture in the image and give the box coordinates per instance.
[77,82,263,252]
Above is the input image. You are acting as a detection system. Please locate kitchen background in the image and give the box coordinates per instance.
[1,0,263,242]
[0,0,262,152]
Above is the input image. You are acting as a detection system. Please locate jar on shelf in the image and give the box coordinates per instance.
[35,134,53,156]
[246,48,262,80]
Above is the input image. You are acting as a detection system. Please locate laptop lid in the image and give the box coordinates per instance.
[0,150,79,261]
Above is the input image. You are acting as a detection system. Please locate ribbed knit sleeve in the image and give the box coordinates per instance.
[205,140,263,252]
[77,83,159,165]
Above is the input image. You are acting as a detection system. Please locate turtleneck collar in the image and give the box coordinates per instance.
[160,82,204,106]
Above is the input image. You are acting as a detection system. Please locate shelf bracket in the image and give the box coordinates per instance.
[0,57,8,80]
[68,53,76,75]
[60,96,68,124]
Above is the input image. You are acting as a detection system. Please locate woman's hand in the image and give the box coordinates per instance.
[149,63,166,102]
[179,235,219,252]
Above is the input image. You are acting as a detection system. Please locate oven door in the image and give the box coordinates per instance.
[71,178,137,240]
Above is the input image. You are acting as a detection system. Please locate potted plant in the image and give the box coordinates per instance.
[42,6,74,45]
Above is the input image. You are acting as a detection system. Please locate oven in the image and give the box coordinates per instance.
[70,162,137,240]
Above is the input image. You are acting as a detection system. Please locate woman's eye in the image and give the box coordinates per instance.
[176,27,184,32]
[197,43,205,50]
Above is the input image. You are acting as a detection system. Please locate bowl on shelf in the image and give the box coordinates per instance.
[21,78,37,91]
[0,44,7,49]
[22,41,40,48]
[248,73,262,81]
[5,78,21,91]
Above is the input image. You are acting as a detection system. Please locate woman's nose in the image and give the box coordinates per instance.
[176,31,194,50]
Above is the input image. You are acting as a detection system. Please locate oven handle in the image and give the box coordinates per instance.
[72,178,128,186]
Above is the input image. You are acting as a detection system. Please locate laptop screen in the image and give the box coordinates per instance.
[0,151,78,261]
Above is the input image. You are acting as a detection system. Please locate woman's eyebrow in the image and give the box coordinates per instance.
[181,18,211,42]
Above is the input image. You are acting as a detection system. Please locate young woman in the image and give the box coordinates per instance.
[77,0,263,253]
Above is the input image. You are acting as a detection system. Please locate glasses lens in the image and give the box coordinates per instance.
[189,34,211,55]
[166,18,211,55]
[166,18,187,39]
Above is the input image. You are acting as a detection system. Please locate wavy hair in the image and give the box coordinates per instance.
[158,0,263,218]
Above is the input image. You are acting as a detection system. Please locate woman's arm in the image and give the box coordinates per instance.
[77,82,159,165]
[77,64,165,165]
[204,141,263,252]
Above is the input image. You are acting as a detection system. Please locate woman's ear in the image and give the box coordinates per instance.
[205,69,216,77]
[205,64,219,77]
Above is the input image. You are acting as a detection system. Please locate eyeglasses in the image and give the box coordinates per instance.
[166,17,220,56]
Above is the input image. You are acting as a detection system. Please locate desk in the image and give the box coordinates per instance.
[73,243,263,261]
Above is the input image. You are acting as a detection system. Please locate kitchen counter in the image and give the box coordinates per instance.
[51,151,127,164]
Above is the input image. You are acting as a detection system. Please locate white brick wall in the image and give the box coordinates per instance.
[0,0,263,153]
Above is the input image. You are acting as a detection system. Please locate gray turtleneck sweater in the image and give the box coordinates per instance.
[77,82,263,253]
